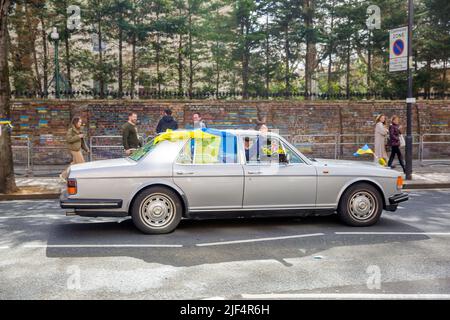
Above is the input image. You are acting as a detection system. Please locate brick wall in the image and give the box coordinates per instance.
[10,100,450,164]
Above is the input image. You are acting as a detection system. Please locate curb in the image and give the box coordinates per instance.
[403,183,450,190]
[0,193,60,201]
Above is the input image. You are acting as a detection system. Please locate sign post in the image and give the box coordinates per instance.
[405,0,414,180]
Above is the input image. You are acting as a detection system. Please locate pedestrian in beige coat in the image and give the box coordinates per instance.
[374,114,388,163]
[60,117,89,180]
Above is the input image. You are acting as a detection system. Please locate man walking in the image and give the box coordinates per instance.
[192,112,206,129]
[122,112,142,156]
[156,109,178,133]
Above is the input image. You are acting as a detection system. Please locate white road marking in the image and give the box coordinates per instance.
[335,232,450,236]
[0,246,9,250]
[22,243,183,248]
[241,293,450,300]
[196,233,324,247]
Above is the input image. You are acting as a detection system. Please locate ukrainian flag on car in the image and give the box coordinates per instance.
[353,144,374,156]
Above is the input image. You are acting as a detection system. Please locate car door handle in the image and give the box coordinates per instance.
[248,171,262,175]
[176,171,194,175]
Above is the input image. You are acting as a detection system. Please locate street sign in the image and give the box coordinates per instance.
[389,27,408,72]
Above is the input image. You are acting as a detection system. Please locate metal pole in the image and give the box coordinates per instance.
[405,0,414,180]
[54,38,60,99]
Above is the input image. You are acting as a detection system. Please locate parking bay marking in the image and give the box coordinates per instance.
[196,233,325,247]
[335,232,450,236]
[22,243,183,248]
[5,232,450,251]
[240,293,450,300]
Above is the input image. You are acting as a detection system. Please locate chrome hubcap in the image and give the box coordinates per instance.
[139,193,175,229]
[348,191,377,221]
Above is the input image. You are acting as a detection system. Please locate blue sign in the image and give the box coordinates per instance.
[393,39,404,56]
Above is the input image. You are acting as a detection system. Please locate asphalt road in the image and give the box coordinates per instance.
[0,189,449,299]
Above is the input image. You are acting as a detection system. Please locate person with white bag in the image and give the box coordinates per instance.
[387,115,406,173]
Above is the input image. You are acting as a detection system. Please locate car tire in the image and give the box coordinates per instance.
[131,186,183,234]
[337,183,383,227]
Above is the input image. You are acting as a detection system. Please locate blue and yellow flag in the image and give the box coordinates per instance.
[353,144,374,156]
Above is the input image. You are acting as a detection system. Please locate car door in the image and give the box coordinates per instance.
[242,135,317,209]
[173,136,244,211]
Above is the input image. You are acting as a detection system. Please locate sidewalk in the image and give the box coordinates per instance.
[1,161,449,200]
[400,162,450,189]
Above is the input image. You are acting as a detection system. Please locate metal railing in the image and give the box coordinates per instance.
[284,134,339,159]
[337,134,421,160]
[10,133,450,172]
[89,135,152,161]
[420,134,450,163]
[11,135,32,174]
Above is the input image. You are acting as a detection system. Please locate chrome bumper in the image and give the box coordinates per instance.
[385,193,409,211]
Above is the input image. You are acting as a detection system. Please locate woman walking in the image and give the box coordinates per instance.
[388,115,406,173]
[374,114,388,164]
[60,117,89,180]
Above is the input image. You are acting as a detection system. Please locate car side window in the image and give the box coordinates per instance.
[176,137,238,165]
[243,136,303,164]
[176,140,193,164]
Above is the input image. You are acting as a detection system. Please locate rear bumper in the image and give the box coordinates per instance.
[60,193,123,210]
[385,193,409,211]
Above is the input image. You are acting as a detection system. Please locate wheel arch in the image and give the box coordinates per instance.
[128,182,189,217]
[337,179,387,210]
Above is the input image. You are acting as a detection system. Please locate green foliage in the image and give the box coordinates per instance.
[6,0,450,97]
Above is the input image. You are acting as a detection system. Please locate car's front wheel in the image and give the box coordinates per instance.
[338,183,383,227]
[131,187,182,234]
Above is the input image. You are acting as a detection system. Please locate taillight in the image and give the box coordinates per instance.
[67,179,77,195]
[396,176,403,190]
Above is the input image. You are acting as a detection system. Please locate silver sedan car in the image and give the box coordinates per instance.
[60,129,408,234]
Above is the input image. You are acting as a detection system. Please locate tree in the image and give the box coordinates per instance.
[0,0,17,194]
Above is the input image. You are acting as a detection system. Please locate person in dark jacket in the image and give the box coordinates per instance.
[156,109,178,134]
[387,115,406,173]
[122,112,142,156]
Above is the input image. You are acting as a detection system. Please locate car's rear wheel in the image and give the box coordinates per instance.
[338,183,383,227]
[131,187,182,234]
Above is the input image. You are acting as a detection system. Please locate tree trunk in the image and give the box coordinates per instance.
[215,40,220,96]
[442,60,447,94]
[98,21,104,98]
[304,0,316,98]
[177,33,183,93]
[327,52,332,96]
[0,0,17,194]
[63,1,72,93]
[118,27,123,96]
[155,10,161,93]
[40,14,48,94]
[327,1,334,97]
[346,41,351,99]
[188,9,193,98]
[131,33,136,99]
[265,13,269,93]
[25,3,41,94]
[367,32,371,91]
[284,24,290,95]
[241,17,250,99]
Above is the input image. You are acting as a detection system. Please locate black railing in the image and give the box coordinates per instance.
[10,90,450,100]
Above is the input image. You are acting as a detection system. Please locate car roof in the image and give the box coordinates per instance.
[157,129,281,137]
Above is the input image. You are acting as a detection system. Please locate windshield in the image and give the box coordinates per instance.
[128,138,157,161]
